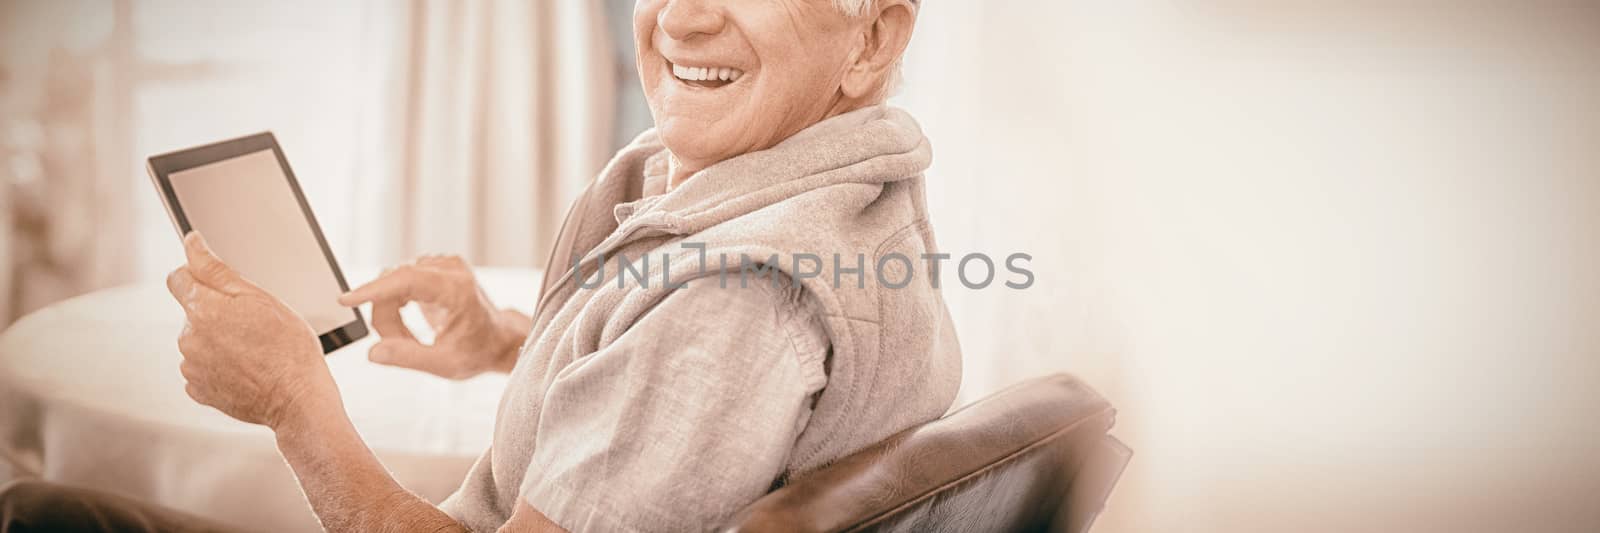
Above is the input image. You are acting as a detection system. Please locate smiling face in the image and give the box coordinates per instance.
[634,0,913,184]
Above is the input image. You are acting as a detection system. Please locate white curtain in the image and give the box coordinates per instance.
[358,0,617,269]
[0,0,618,325]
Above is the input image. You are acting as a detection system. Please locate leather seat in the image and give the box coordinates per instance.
[723,374,1130,533]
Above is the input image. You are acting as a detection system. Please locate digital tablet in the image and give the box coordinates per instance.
[147,132,367,353]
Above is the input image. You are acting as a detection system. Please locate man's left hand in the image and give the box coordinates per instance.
[165,231,336,429]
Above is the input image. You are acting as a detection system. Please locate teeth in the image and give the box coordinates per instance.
[672,63,744,83]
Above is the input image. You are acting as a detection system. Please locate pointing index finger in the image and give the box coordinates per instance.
[338,265,445,307]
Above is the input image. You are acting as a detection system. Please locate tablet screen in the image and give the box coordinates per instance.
[166,149,352,335]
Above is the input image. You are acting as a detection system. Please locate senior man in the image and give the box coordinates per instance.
[0,0,957,531]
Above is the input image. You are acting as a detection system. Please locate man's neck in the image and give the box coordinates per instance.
[663,96,883,191]
[666,154,694,192]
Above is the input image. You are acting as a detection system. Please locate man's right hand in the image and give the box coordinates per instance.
[338,255,531,379]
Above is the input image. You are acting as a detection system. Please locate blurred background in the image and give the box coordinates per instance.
[2,1,1597,532]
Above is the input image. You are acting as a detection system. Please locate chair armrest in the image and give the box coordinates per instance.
[723,374,1126,533]
[1058,435,1133,533]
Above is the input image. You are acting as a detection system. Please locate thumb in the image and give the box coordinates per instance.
[369,339,463,379]
[183,232,247,294]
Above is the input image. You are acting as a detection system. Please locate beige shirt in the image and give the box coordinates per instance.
[441,106,962,532]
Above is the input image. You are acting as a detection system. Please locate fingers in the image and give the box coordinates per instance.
[177,323,205,356]
[177,328,208,404]
[339,265,447,307]
[369,299,417,341]
[178,359,200,383]
[369,338,462,379]
[166,267,197,305]
[167,267,227,321]
[183,232,247,295]
[339,254,470,307]
[416,254,469,270]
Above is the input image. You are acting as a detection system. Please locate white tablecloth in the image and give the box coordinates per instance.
[0,267,540,532]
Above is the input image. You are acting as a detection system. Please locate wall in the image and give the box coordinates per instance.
[895,3,1600,532]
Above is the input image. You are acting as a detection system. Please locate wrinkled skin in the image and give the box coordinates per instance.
[634,0,919,186]
[337,255,529,380]
[166,232,334,428]
[166,235,530,427]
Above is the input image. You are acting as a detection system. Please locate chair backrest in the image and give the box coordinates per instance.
[723,373,1131,533]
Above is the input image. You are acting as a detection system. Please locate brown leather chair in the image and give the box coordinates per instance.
[723,374,1130,533]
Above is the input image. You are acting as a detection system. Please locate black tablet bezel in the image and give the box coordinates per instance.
[147,132,367,354]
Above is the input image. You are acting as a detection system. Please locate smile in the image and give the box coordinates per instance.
[670,62,744,89]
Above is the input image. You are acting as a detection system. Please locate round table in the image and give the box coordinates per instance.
[0,267,540,532]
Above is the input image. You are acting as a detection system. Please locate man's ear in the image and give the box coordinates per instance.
[840,0,917,101]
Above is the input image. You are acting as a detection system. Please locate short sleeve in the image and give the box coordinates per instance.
[518,280,827,532]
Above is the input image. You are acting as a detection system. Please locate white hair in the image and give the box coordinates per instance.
[834,0,921,16]
[833,0,874,17]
